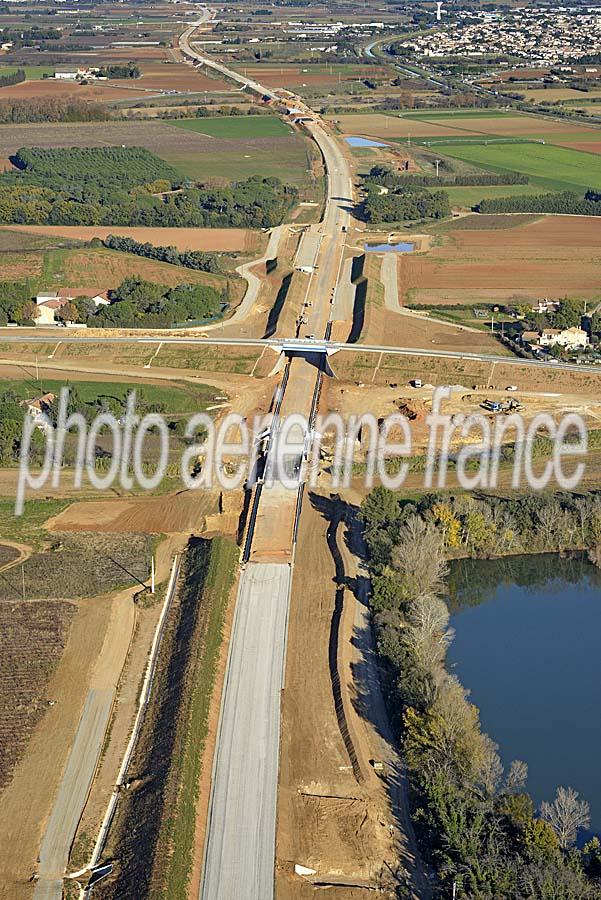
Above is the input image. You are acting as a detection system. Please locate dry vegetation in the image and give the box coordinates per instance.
[0,600,75,790]
[0,532,152,602]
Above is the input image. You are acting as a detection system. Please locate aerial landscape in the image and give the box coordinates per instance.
[0,1,601,899]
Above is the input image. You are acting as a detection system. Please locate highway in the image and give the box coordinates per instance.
[177,21,354,900]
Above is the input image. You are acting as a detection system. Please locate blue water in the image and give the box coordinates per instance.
[448,554,601,840]
[364,242,415,253]
[345,136,387,148]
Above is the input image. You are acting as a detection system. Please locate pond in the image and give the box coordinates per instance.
[447,553,601,840]
[344,136,388,148]
[364,241,415,253]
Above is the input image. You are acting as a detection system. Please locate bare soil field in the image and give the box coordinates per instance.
[555,140,601,155]
[47,490,218,534]
[336,113,478,139]
[0,79,148,101]
[429,114,598,137]
[400,215,601,305]
[332,348,601,397]
[238,64,388,88]
[114,61,230,93]
[4,225,260,253]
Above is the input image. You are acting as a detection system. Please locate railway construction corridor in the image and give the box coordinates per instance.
[180,19,355,900]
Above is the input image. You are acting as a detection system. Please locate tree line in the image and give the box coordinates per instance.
[477,190,601,216]
[103,235,222,274]
[96,63,140,80]
[361,487,601,898]
[366,165,528,189]
[0,69,25,89]
[0,97,110,124]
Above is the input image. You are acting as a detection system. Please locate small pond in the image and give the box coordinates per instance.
[345,136,388,148]
[448,553,601,840]
[364,241,415,253]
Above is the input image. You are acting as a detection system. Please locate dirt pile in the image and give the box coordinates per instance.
[395,397,429,421]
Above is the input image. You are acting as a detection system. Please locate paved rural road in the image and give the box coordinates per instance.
[200,564,292,900]
[1,331,598,374]
[34,689,113,900]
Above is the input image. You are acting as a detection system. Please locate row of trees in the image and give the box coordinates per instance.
[478,190,601,216]
[0,97,109,124]
[366,164,528,189]
[361,487,601,898]
[103,235,222,273]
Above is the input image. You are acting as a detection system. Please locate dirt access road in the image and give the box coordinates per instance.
[276,495,431,899]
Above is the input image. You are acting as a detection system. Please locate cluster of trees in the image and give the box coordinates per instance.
[366,165,528,189]
[8,146,181,194]
[0,69,25,89]
[478,190,601,216]
[0,280,36,325]
[361,487,601,898]
[93,277,224,329]
[0,148,296,228]
[96,63,140,79]
[363,181,450,223]
[2,26,61,46]
[0,97,109,124]
[103,235,222,273]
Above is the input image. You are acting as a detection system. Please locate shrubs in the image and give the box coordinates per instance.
[361,488,601,897]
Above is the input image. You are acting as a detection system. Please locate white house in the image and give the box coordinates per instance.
[538,326,589,349]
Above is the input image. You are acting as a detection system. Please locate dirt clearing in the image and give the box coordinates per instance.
[46,490,218,534]
[2,226,261,253]
[276,495,404,899]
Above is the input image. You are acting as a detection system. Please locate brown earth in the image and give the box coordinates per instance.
[0,594,114,899]
[555,140,601,155]
[0,80,148,101]
[117,61,231,92]
[276,495,400,899]
[3,225,260,253]
[336,113,479,139]
[45,490,218,534]
[399,215,601,304]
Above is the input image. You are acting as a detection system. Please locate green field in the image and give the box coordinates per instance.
[0,66,56,80]
[395,108,510,120]
[429,141,601,192]
[170,115,293,139]
[443,182,549,207]
[0,378,215,414]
